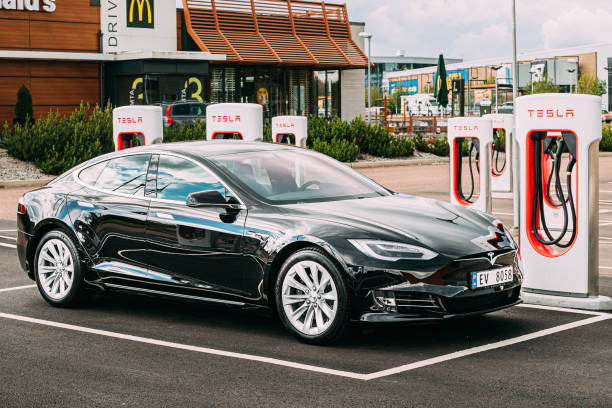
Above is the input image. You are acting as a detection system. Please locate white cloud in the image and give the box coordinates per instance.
[450,24,513,60]
[344,0,612,60]
[541,7,612,49]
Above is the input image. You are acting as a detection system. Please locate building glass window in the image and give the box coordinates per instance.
[314,70,340,119]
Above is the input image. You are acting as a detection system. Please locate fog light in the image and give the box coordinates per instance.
[373,290,397,312]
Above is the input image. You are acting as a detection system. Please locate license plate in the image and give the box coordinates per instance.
[471,267,513,289]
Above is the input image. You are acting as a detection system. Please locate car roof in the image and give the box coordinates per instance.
[100,140,297,162]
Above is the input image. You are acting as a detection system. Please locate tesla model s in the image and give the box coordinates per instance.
[16,141,522,344]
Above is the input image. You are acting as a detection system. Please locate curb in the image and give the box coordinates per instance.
[349,157,449,169]
[0,178,54,189]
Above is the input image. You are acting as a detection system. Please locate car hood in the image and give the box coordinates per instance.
[284,194,511,258]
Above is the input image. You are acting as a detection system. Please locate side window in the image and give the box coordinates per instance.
[95,154,151,197]
[156,155,225,202]
[78,160,108,186]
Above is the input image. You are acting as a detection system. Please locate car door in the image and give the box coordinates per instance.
[145,153,261,304]
[67,153,152,284]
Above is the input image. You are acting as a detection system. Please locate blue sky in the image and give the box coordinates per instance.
[341,0,612,61]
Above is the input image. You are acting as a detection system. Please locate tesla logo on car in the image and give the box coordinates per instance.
[527,109,575,118]
[487,252,495,264]
[127,0,154,29]
[211,115,241,123]
[453,125,478,132]
[117,116,143,124]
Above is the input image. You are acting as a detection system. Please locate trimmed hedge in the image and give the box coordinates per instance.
[602,123,612,151]
[307,116,414,160]
[312,137,359,162]
[163,119,206,143]
[1,104,417,174]
[2,104,114,175]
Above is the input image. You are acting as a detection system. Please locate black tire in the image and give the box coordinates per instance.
[34,230,87,308]
[275,247,351,345]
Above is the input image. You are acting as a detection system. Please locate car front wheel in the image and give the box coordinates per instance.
[275,247,351,345]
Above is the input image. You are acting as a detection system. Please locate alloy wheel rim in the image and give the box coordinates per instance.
[281,260,338,336]
[37,239,74,300]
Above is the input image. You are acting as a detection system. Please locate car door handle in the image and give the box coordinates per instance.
[156,212,174,220]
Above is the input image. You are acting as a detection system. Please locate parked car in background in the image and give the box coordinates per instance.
[602,109,612,123]
[158,100,208,127]
[401,94,441,116]
[497,101,514,114]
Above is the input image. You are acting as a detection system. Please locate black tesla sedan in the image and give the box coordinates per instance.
[16,141,522,344]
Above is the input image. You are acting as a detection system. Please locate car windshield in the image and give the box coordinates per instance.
[210,149,391,204]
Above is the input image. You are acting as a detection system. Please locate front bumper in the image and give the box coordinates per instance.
[357,286,522,323]
[359,297,522,323]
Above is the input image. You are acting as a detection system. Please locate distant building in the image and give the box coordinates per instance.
[369,53,462,91]
[384,43,612,110]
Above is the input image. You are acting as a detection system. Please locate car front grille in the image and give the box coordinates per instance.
[440,287,520,314]
[395,292,443,314]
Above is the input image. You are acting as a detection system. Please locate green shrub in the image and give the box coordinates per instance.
[163,119,206,143]
[3,103,114,174]
[429,138,450,156]
[414,133,429,152]
[602,123,612,151]
[311,137,359,162]
[15,85,34,126]
[263,120,272,142]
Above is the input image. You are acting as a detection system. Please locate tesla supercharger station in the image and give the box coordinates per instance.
[112,105,163,151]
[272,116,307,147]
[483,113,513,194]
[447,117,494,214]
[206,103,262,141]
[516,93,611,310]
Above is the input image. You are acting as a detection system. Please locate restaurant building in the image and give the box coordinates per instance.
[0,0,368,125]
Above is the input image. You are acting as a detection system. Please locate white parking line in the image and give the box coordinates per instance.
[492,212,514,216]
[600,266,612,270]
[0,284,36,293]
[0,243,16,249]
[0,307,609,381]
[362,314,611,380]
[0,235,17,241]
[0,229,16,232]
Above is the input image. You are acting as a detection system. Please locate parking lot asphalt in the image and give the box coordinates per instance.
[1,160,612,407]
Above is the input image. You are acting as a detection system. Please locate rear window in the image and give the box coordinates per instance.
[92,154,151,197]
[78,160,108,186]
[172,103,206,116]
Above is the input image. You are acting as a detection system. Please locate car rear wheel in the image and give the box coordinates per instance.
[35,230,86,307]
[275,247,351,345]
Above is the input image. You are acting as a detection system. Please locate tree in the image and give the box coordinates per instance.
[15,85,34,126]
[522,76,560,95]
[365,86,384,107]
[577,73,606,96]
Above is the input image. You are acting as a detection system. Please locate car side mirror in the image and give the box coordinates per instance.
[186,190,226,206]
[186,190,246,212]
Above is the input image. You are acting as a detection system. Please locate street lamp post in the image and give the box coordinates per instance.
[471,74,478,115]
[492,65,502,113]
[359,32,373,124]
[567,67,576,94]
[605,66,612,110]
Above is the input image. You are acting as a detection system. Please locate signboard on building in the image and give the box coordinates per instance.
[389,79,417,95]
[101,0,176,53]
[0,0,55,12]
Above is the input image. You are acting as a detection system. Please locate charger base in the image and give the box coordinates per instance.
[521,291,612,311]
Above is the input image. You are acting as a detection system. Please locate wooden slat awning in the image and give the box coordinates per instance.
[183,0,368,68]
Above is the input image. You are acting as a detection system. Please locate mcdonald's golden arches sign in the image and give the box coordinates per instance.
[127,0,154,29]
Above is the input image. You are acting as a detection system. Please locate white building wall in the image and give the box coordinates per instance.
[341,69,365,122]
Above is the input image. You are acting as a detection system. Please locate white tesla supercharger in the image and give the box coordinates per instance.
[483,113,513,193]
[206,103,262,141]
[272,116,307,147]
[112,106,163,151]
[447,117,494,214]
[516,93,611,310]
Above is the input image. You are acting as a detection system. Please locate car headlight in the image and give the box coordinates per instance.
[348,239,438,261]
